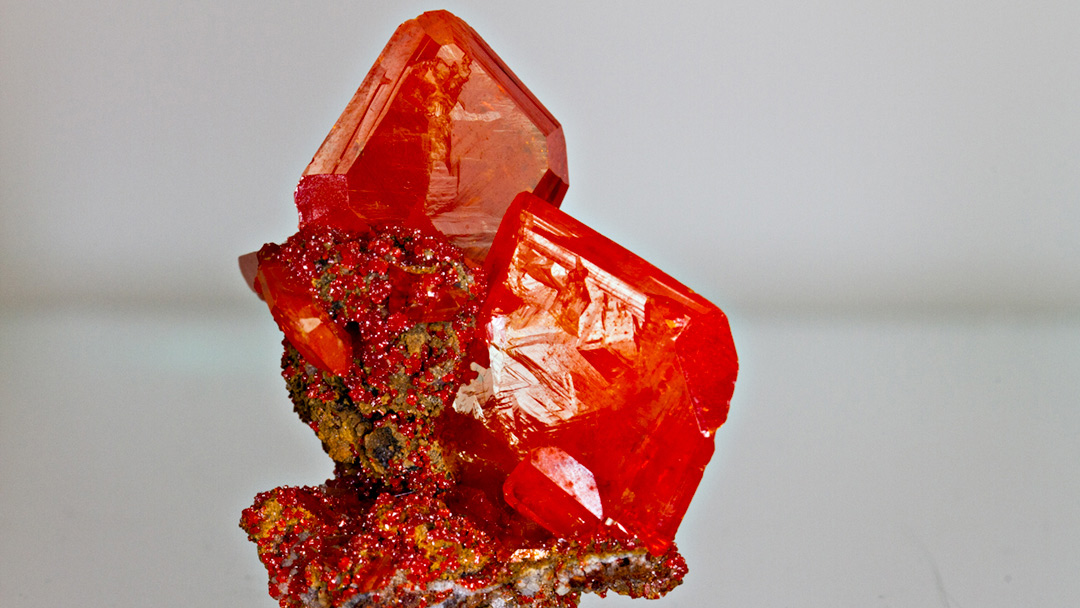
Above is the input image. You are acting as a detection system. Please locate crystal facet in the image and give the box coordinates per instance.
[299,10,568,261]
[254,246,353,376]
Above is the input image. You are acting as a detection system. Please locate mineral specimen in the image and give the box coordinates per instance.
[296,10,567,261]
[240,10,737,608]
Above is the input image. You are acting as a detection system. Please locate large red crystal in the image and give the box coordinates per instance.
[457,192,738,554]
[297,10,568,261]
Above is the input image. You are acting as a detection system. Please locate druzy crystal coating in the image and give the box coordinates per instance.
[240,10,736,608]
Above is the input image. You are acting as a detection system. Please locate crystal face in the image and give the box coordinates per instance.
[502,446,605,537]
[298,10,568,261]
[458,192,737,554]
[240,10,736,608]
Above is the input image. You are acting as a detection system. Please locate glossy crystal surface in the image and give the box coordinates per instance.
[254,246,353,376]
[298,10,568,261]
[461,192,738,554]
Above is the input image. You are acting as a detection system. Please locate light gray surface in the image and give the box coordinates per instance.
[2,308,1077,607]
[2,1,1079,312]
[2,2,1079,606]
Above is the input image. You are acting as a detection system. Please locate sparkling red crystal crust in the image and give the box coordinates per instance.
[240,10,737,608]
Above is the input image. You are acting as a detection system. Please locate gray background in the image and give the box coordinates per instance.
[2,1,1077,607]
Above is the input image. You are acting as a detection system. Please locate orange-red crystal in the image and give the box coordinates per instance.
[241,10,738,606]
[503,446,605,538]
[463,192,738,554]
[254,246,353,376]
[297,10,568,261]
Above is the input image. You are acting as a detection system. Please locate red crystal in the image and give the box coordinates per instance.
[460,191,738,554]
[503,446,604,537]
[254,245,353,376]
[298,10,568,261]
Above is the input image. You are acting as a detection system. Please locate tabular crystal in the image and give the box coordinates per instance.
[456,192,738,554]
[297,10,568,261]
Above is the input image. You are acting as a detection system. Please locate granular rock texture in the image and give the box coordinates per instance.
[241,477,687,608]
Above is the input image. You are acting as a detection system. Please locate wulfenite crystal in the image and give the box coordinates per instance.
[297,10,568,261]
[240,10,737,608]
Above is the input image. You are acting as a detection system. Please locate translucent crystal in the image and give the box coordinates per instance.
[461,192,738,553]
[297,10,568,261]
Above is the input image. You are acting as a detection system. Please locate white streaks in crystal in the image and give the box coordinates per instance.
[578,289,639,363]
[452,362,492,420]
[483,229,651,432]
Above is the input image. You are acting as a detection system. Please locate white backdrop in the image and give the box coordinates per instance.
[2,3,1078,608]
[2,0,1078,314]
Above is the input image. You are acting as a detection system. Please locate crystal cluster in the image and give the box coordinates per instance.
[240,11,737,608]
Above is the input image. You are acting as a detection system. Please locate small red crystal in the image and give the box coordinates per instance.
[461,192,738,554]
[254,246,353,376]
[298,10,568,261]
